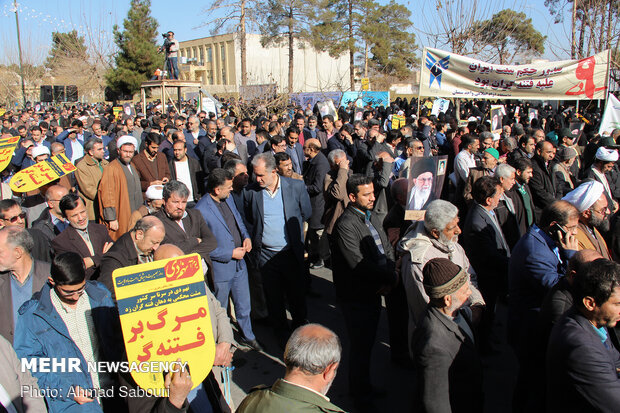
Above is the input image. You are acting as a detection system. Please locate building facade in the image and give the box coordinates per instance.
[178,33,350,94]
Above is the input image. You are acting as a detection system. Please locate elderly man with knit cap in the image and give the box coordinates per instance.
[98,135,143,240]
[562,181,611,259]
[585,146,619,213]
[399,199,485,342]
[411,257,483,413]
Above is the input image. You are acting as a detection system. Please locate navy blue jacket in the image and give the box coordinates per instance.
[183,129,206,160]
[196,194,251,282]
[547,309,620,412]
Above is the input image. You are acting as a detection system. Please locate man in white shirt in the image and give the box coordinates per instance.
[453,134,479,186]
[169,140,204,207]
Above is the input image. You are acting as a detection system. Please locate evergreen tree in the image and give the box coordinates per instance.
[473,9,545,64]
[106,0,162,96]
[364,1,417,79]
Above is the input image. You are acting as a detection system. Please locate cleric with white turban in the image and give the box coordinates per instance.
[561,181,605,212]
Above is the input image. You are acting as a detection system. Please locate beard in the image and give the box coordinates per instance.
[409,186,432,210]
[590,214,610,233]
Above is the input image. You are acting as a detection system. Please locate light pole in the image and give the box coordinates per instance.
[13,0,26,107]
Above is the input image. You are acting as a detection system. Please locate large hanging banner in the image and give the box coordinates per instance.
[113,253,216,392]
[419,47,610,100]
[0,136,20,173]
[599,94,620,136]
[9,153,76,193]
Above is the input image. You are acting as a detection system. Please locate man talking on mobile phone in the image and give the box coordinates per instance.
[507,199,579,410]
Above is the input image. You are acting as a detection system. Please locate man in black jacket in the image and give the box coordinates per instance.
[412,258,483,413]
[99,216,165,297]
[529,140,558,219]
[331,174,397,412]
[547,258,620,412]
[169,140,205,207]
[303,138,330,268]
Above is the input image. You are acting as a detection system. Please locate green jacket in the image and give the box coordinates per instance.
[237,379,347,413]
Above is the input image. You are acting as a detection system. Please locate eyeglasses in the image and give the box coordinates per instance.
[591,206,610,215]
[56,284,86,297]
[2,212,26,223]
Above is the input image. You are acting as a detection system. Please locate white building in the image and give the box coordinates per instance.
[178,33,350,94]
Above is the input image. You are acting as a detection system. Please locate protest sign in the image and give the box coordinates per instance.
[340,91,390,108]
[420,47,610,100]
[391,114,405,129]
[9,153,76,193]
[113,106,123,120]
[431,98,450,117]
[361,78,370,91]
[404,156,448,220]
[528,108,538,121]
[113,253,216,392]
[569,121,585,142]
[599,94,620,136]
[0,136,20,173]
[317,100,338,120]
[490,105,504,133]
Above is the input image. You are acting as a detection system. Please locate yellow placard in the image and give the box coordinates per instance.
[113,106,123,120]
[392,115,405,129]
[0,136,20,173]
[113,254,215,392]
[9,153,76,193]
[0,108,6,116]
[361,78,370,91]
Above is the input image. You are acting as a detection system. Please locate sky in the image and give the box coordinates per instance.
[0,0,575,66]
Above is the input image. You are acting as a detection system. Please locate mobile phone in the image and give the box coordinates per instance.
[549,223,567,241]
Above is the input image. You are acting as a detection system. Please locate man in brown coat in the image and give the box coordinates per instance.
[131,132,171,197]
[323,149,350,235]
[98,136,143,240]
[75,137,109,220]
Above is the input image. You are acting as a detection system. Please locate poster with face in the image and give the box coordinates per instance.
[490,105,504,134]
[405,155,448,220]
[569,121,585,143]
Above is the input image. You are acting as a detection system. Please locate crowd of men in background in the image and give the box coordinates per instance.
[0,94,620,413]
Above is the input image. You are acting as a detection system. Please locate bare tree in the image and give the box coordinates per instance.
[196,0,260,86]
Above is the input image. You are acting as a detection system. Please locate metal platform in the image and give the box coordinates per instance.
[140,79,203,114]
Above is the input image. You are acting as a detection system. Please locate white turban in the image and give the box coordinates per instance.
[31,146,50,158]
[145,184,164,200]
[595,147,619,162]
[562,181,605,212]
[117,135,137,149]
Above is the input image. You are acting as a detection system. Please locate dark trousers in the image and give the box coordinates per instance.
[306,227,330,262]
[260,249,308,338]
[340,298,381,399]
[385,280,409,359]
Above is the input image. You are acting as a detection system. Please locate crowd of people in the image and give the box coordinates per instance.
[0,94,619,413]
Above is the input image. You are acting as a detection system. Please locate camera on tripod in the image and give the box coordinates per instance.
[159,32,172,54]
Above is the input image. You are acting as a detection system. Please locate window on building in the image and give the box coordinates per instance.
[207,47,212,63]
[200,48,204,66]
[222,69,226,85]
[221,45,225,61]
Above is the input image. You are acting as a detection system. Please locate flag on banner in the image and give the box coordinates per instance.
[419,47,610,100]
[599,94,620,136]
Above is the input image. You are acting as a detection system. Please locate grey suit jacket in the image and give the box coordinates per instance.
[412,306,483,413]
[0,260,50,344]
[0,334,47,413]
